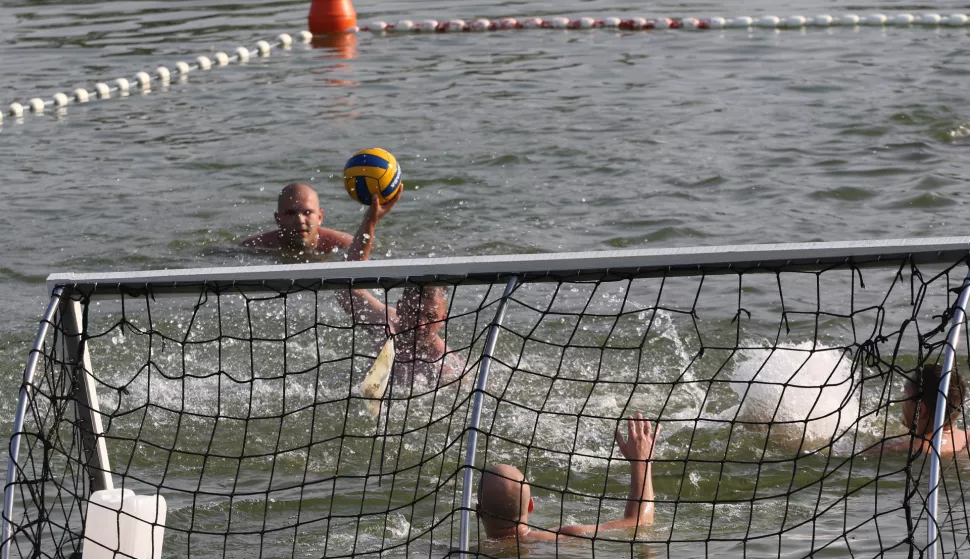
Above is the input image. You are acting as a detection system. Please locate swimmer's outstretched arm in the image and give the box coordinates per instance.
[348,197,397,262]
[335,196,400,326]
[615,414,659,527]
[558,414,660,537]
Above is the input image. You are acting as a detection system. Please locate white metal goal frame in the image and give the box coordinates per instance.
[4,236,970,559]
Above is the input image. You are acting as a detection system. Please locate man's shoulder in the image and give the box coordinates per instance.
[486,528,558,544]
[949,429,970,455]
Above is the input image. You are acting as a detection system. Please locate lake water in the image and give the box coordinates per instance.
[3,0,970,557]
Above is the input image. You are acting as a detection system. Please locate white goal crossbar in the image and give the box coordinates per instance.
[46,237,970,295]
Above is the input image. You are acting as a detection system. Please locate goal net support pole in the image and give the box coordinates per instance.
[60,296,113,494]
[1,290,62,559]
[458,276,518,555]
[927,273,970,558]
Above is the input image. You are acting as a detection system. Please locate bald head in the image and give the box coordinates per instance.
[278,183,319,211]
[478,464,531,535]
[274,183,323,250]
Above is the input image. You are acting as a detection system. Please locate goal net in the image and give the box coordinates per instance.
[5,238,970,559]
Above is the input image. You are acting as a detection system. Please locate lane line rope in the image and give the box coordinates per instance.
[359,12,970,32]
[4,12,967,126]
[3,31,311,125]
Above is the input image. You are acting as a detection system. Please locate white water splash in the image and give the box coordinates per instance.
[948,123,970,140]
[730,342,859,451]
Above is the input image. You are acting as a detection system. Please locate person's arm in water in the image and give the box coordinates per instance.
[864,438,914,455]
[558,414,660,536]
[335,196,400,326]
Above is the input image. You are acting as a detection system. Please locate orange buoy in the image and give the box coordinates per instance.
[308,0,357,35]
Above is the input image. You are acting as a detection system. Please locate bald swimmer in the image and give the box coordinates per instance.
[477,414,661,541]
[242,183,352,254]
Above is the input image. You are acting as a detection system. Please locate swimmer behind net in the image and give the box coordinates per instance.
[476,413,661,544]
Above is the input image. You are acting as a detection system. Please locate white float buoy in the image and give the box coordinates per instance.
[521,17,542,29]
[94,83,111,98]
[601,17,621,28]
[756,15,781,27]
[156,67,170,82]
[368,20,388,32]
[496,18,518,29]
[727,16,753,28]
[652,18,672,29]
[784,15,807,27]
[812,14,834,26]
[255,40,271,56]
[680,17,700,29]
[707,17,726,28]
[73,88,89,103]
[299,30,313,42]
[115,78,130,92]
[196,56,212,70]
[837,14,860,25]
[862,14,887,26]
[417,20,438,32]
[550,16,569,28]
[175,61,190,74]
[9,103,24,117]
[442,19,465,31]
[28,98,45,113]
[944,13,969,26]
[235,47,250,63]
[277,33,293,47]
[394,20,414,31]
[214,52,229,66]
[53,93,69,107]
[577,17,595,29]
[469,18,491,31]
[891,14,915,25]
[918,13,942,25]
[135,72,151,88]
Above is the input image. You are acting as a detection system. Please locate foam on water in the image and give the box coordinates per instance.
[948,122,970,140]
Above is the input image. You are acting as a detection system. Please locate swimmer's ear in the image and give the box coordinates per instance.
[528,498,534,514]
[274,211,281,226]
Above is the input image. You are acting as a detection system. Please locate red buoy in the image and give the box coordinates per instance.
[308,0,357,35]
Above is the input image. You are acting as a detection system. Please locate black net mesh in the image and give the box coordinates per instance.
[6,254,970,558]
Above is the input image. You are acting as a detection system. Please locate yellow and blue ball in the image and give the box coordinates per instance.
[343,148,403,205]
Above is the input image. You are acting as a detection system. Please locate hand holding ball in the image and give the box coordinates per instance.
[343,148,403,205]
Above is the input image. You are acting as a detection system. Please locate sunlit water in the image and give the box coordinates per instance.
[4,0,970,557]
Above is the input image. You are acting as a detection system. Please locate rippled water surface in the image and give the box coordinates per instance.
[3,0,970,556]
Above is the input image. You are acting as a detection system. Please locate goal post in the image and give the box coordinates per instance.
[5,237,970,559]
[927,273,970,559]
